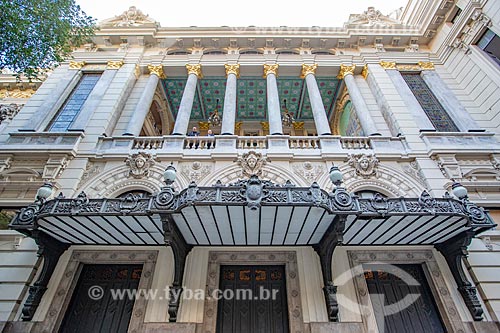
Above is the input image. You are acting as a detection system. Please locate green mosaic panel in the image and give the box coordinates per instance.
[236,77,267,120]
[277,79,304,120]
[162,77,339,121]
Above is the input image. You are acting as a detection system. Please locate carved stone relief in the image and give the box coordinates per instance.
[0,104,22,124]
[347,154,379,178]
[76,161,103,190]
[180,162,212,183]
[125,152,157,179]
[401,160,427,187]
[42,155,70,181]
[235,151,268,177]
[292,162,325,183]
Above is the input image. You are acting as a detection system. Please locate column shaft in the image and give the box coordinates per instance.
[172,73,198,135]
[124,74,159,136]
[304,74,332,135]
[221,73,237,135]
[266,73,283,135]
[343,74,380,136]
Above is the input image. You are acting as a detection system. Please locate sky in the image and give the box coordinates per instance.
[76,0,409,27]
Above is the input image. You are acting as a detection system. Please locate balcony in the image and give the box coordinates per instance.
[96,135,409,157]
[1,132,84,155]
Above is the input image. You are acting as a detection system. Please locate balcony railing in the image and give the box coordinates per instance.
[289,136,320,149]
[96,135,409,155]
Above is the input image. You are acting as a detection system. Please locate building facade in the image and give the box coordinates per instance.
[1,0,500,332]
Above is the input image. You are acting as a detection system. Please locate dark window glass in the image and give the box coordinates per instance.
[47,73,101,132]
[477,29,500,66]
[401,73,459,132]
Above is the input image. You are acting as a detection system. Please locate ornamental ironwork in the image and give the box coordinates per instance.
[9,175,495,231]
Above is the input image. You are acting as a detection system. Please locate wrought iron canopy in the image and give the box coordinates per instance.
[9,176,495,246]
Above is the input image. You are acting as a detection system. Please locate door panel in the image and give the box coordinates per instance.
[216,265,289,333]
[59,264,142,333]
[364,264,445,333]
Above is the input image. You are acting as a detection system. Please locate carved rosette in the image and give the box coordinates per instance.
[236,151,268,177]
[348,153,379,178]
[225,64,240,78]
[263,64,279,78]
[125,152,156,179]
[186,64,203,78]
[300,64,317,79]
[337,64,355,79]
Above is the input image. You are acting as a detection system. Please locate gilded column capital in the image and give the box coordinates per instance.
[186,64,203,78]
[134,64,141,78]
[260,121,270,131]
[361,64,368,79]
[263,64,279,78]
[225,64,240,78]
[148,65,166,79]
[379,61,397,70]
[337,64,356,79]
[418,61,435,70]
[69,61,86,70]
[300,64,317,79]
[107,60,124,70]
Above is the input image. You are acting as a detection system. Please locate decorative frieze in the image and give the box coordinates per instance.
[379,61,396,69]
[0,89,35,99]
[106,60,124,70]
[68,61,86,69]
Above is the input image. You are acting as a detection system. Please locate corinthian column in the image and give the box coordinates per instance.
[221,64,239,135]
[263,64,283,135]
[172,64,202,135]
[301,64,331,135]
[124,65,165,136]
[338,64,380,136]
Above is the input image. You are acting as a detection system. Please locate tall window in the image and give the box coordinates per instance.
[47,73,101,132]
[476,29,500,66]
[401,73,459,132]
